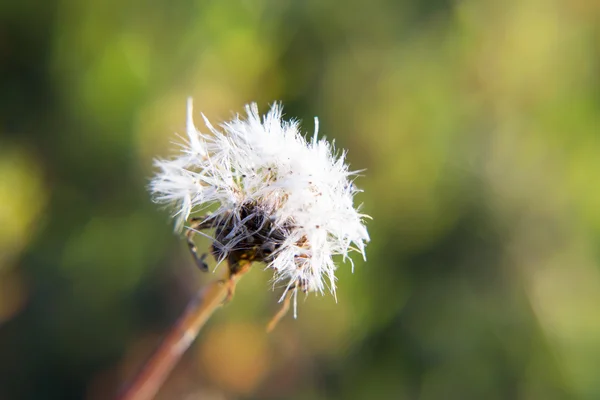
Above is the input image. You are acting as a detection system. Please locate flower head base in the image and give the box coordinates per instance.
[150,99,369,313]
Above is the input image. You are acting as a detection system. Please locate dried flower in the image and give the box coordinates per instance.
[150,99,369,314]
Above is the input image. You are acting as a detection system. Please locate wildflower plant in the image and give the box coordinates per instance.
[120,99,368,400]
[151,99,369,314]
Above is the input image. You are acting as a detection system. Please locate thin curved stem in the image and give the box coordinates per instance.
[266,288,294,333]
[117,264,250,400]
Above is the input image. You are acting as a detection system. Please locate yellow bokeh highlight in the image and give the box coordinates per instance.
[197,321,271,395]
[0,144,47,269]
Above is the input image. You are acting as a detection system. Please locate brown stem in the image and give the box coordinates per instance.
[266,288,294,333]
[117,264,249,400]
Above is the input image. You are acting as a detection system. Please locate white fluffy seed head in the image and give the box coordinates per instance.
[150,99,370,303]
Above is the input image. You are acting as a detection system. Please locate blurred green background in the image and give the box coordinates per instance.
[1,0,599,399]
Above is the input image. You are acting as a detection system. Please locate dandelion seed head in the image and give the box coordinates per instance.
[150,98,370,300]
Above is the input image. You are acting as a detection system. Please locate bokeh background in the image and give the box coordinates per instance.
[1,0,600,398]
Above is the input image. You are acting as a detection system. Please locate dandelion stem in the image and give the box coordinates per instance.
[118,263,250,400]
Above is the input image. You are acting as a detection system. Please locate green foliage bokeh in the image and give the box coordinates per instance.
[1,0,599,399]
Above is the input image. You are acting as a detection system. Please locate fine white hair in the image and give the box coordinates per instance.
[150,99,370,310]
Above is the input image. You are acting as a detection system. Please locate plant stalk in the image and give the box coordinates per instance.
[117,264,249,400]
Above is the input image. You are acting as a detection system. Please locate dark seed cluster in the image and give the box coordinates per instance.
[210,202,290,272]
